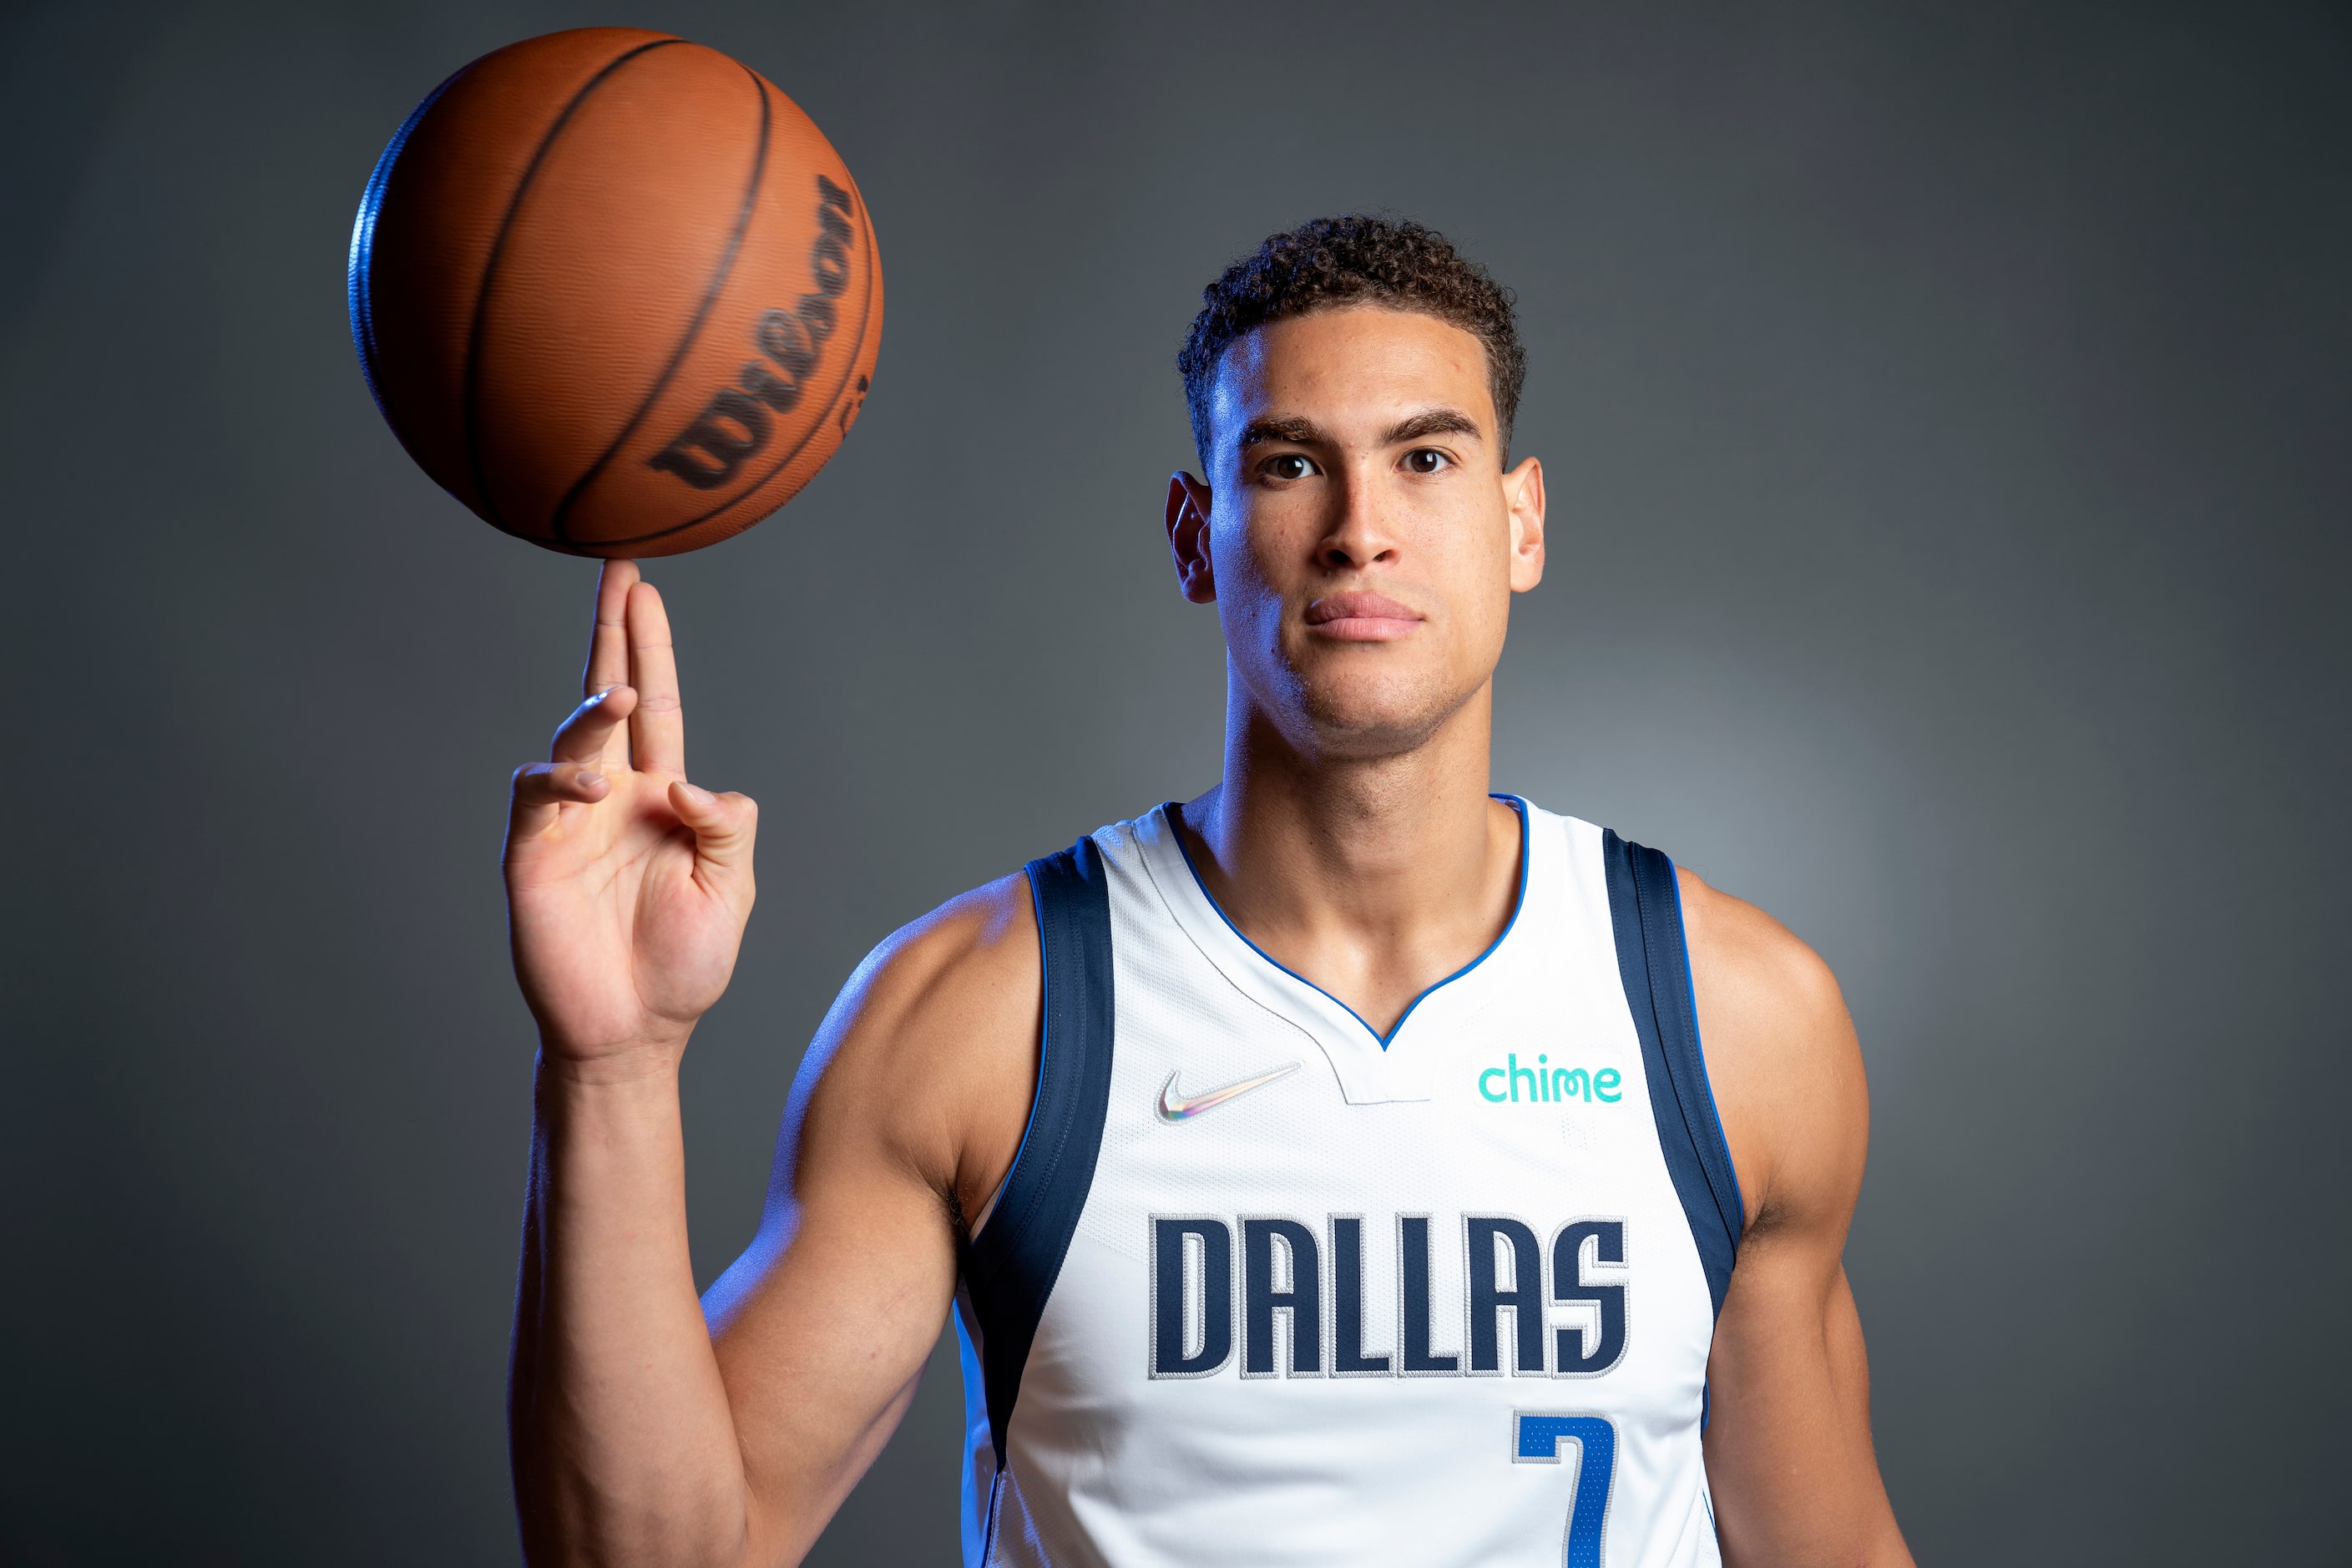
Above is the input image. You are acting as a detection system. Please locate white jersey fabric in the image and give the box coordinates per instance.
[953,798,1745,1568]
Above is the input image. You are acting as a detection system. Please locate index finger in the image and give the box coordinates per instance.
[582,559,639,699]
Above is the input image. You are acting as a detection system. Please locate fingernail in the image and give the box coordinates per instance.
[574,768,604,790]
[677,782,714,807]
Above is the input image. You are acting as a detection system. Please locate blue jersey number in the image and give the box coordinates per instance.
[1513,1412,1617,1568]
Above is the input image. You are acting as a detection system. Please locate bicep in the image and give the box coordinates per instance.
[1703,1204,1883,1564]
[1825,1262,1873,1438]
[692,879,1039,1565]
[1706,1242,1907,1566]
[701,1117,960,1568]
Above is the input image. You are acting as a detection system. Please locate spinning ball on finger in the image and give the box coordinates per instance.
[348,28,884,557]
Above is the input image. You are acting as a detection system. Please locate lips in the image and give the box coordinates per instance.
[1304,590,1424,641]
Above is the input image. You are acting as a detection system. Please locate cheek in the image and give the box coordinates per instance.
[1430,515,1517,647]
[1211,507,1294,601]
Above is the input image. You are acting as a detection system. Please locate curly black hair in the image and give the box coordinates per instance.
[1177,215,1525,467]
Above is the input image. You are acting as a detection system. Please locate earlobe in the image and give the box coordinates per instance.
[1165,471,1218,604]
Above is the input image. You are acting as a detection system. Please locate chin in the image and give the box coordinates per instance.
[1289,666,1472,760]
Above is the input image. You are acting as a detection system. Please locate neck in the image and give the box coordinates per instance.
[1178,669,1522,1036]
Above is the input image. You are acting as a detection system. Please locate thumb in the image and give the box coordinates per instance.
[669,780,758,890]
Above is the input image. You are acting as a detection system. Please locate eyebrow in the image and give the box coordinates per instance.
[1232,407,1486,452]
[1381,408,1485,446]
[1235,415,1331,449]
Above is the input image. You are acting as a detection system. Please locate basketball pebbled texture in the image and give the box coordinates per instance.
[348,28,883,557]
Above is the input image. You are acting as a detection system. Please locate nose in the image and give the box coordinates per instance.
[1316,470,1400,571]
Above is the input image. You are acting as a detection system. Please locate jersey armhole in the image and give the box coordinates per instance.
[1601,829,1745,1318]
[958,835,1116,1464]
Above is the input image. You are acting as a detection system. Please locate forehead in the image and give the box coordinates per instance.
[1209,306,1494,443]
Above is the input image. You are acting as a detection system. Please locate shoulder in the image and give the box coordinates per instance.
[832,871,1040,1035]
[787,871,1042,1224]
[1673,865,1869,1237]
[1672,866,1849,1046]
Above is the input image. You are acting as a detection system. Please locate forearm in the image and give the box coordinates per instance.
[511,1048,753,1567]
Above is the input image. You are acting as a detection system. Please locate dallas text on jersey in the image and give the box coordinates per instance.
[1148,1215,1631,1381]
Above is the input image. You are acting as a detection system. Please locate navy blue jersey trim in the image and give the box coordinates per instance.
[1601,830,1744,1316]
[960,836,1116,1465]
[1667,862,1746,1226]
[1166,796,1530,1050]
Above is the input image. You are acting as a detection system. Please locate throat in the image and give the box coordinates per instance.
[1170,790,1527,1044]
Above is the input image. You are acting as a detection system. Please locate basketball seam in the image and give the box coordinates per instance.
[458,36,686,535]
[590,145,879,549]
[546,59,776,546]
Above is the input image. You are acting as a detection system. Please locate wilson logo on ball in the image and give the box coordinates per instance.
[650,175,862,493]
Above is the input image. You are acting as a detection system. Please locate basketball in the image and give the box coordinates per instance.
[346,28,883,557]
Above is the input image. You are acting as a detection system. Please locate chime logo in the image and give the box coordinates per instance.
[1477,1054,1622,1105]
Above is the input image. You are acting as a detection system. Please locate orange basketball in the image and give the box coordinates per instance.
[347,28,883,557]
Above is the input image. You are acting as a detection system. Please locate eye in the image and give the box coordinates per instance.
[1263,452,1318,481]
[1403,448,1451,475]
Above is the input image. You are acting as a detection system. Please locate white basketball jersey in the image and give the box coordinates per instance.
[953,798,1746,1567]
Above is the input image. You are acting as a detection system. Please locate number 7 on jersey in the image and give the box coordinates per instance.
[1513,1412,1618,1568]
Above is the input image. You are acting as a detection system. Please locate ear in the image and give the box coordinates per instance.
[1503,455,1545,593]
[1165,471,1217,604]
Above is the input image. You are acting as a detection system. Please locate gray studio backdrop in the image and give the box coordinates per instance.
[3,2,2344,1563]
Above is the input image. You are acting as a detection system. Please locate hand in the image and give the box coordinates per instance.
[503,561,757,1073]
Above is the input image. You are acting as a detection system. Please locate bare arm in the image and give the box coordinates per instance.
[1679,868,1913,1568]
[697,873,1035,1560]
[505,563,1035,1566]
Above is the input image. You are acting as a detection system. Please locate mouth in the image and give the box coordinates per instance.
[1303,590,1424,642]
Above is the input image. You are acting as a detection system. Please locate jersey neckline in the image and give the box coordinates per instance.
[1157,794,1532,1053]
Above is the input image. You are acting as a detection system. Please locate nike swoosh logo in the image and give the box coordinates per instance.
[1157,1062,1300,1123]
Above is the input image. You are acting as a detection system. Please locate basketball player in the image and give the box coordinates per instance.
[503,216,1913,1566]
